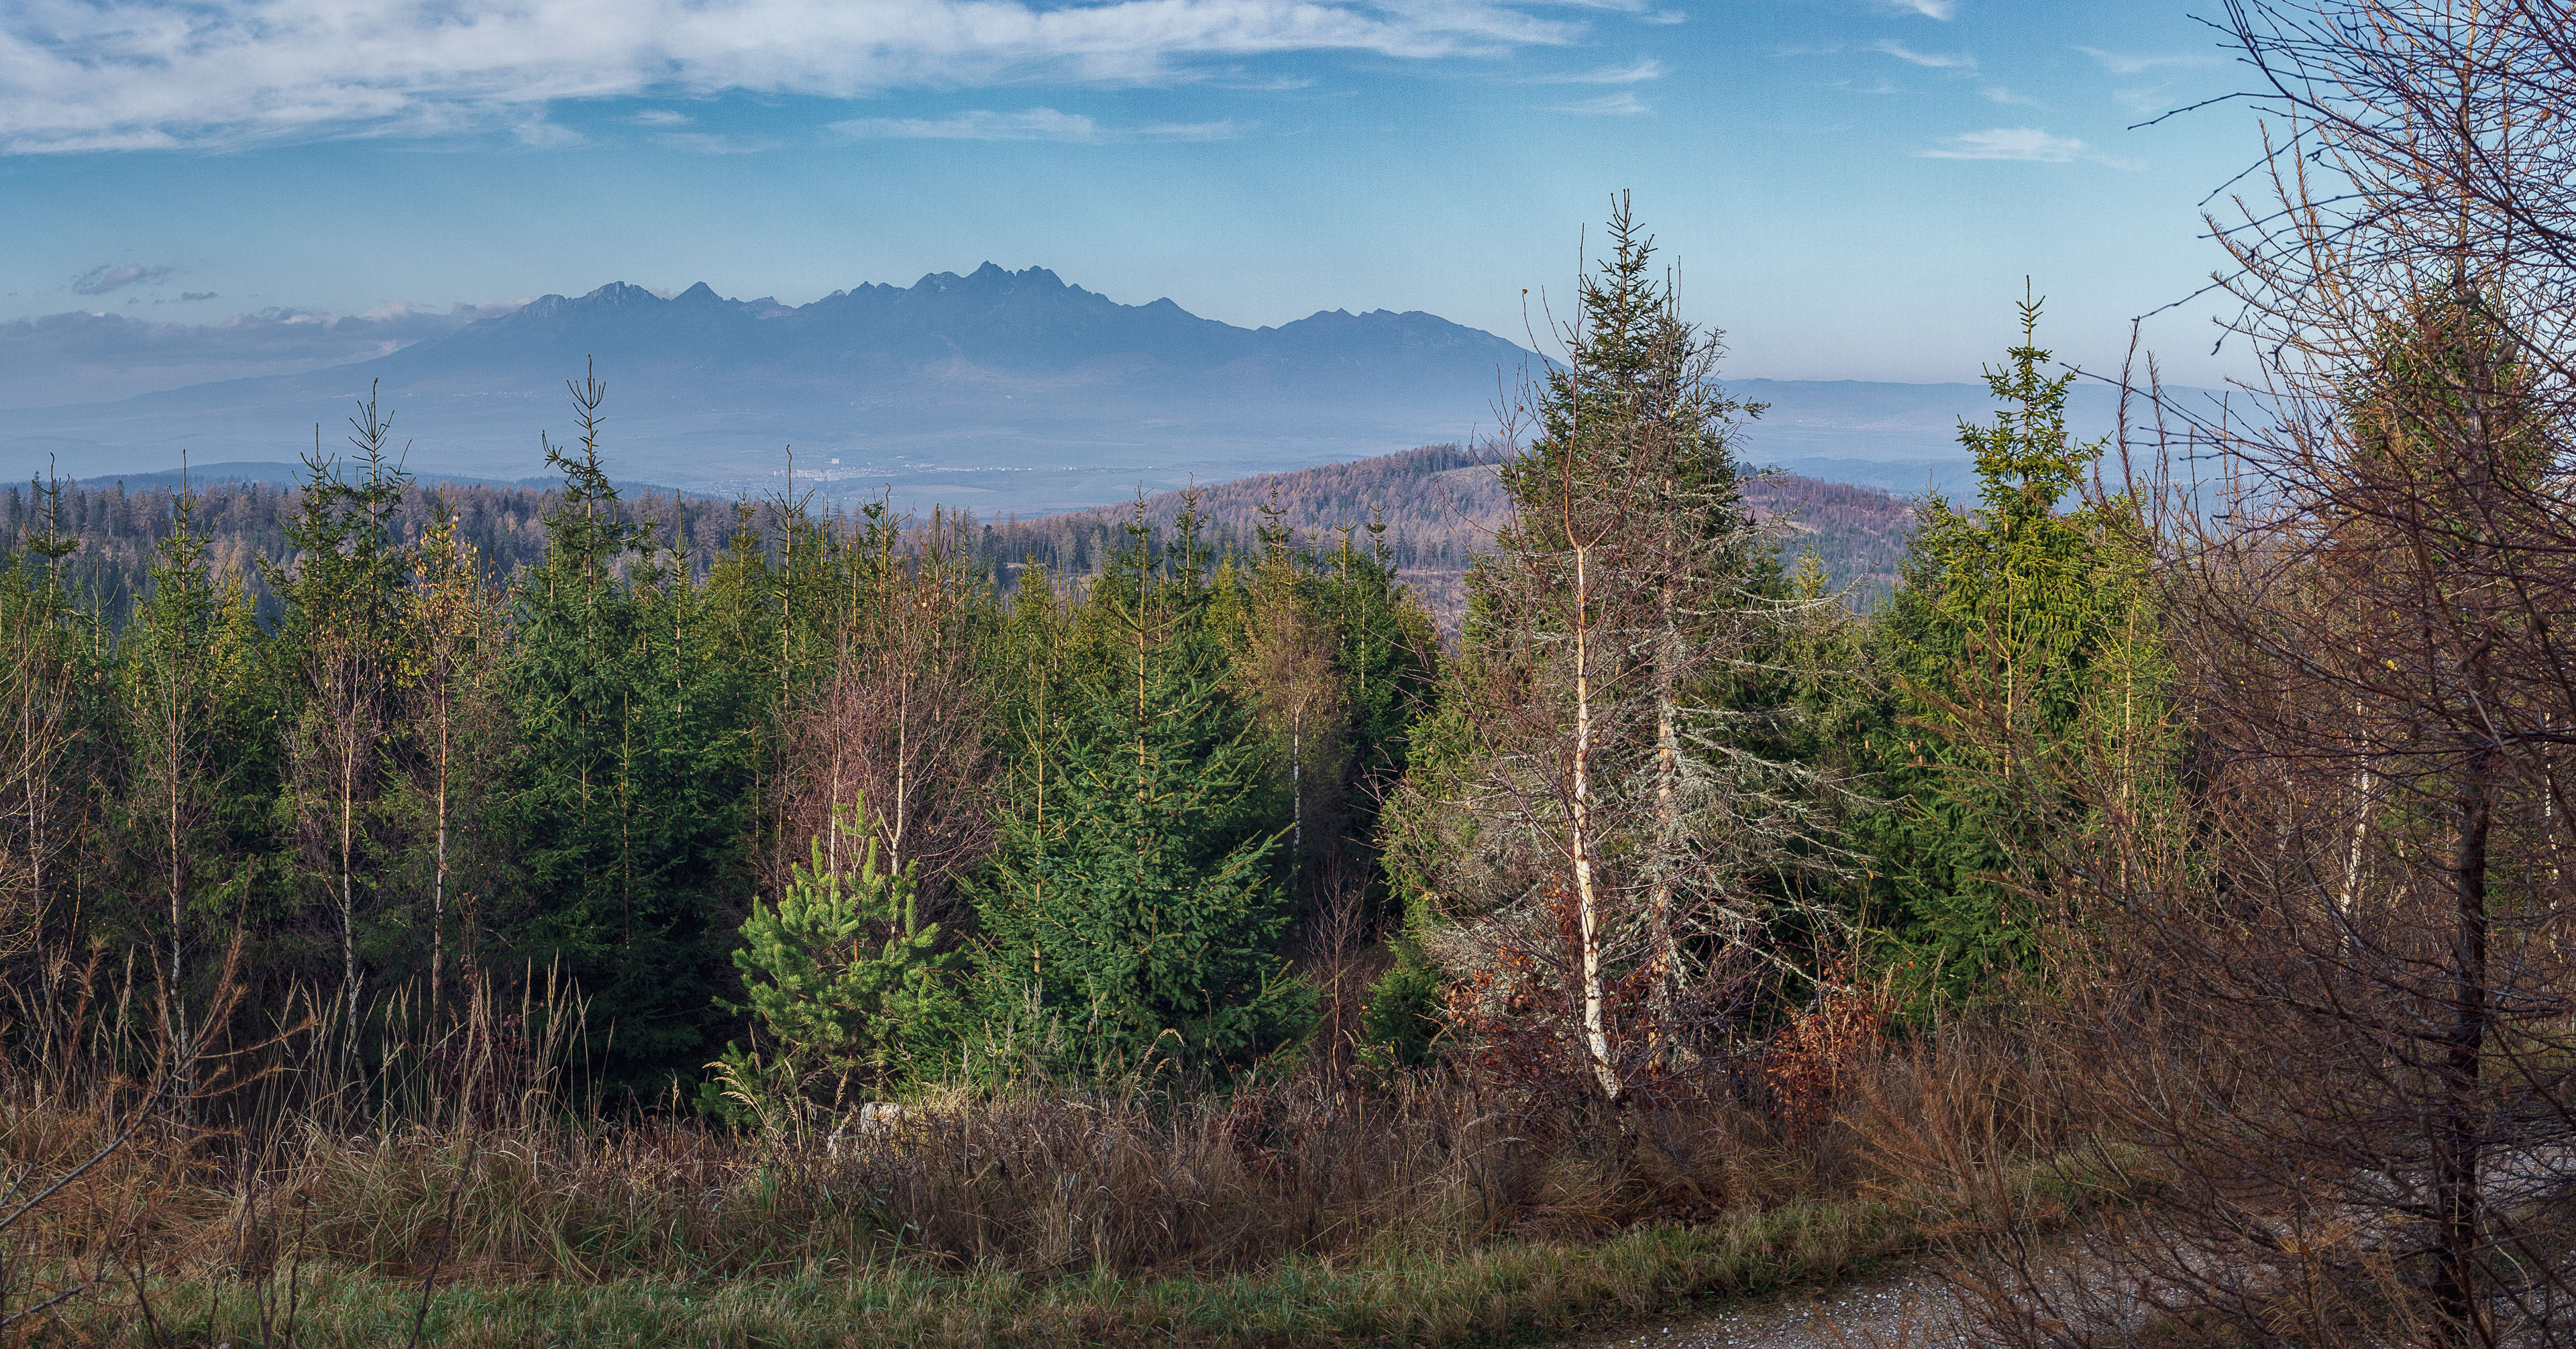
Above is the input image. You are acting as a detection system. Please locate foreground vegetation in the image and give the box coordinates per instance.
[3,957,2087,1346]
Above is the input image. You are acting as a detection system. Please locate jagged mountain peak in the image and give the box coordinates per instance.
[910,263,1069,295]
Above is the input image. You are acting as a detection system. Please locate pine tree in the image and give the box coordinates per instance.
[718,802,951,1118]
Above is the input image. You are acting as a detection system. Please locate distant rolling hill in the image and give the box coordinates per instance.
[0,264,2202,516]
[972,443,1919,619]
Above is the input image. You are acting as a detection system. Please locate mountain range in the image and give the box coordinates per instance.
[0,264,2183,516]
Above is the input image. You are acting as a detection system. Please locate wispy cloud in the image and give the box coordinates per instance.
[1640,9,1686,23]
[1878,0,1954,17]
[2072,46,2220,75]
[654,130,778,152]
[630,109,694,125]
[2114,85,2173,117]
[1530,57,1660,83]
[828,108,1238,142]
[1873,39,1973,70]
[1548,91,1648,115]
[1980,84,2038,106]
[72,263,174,295]
[1921,125,2133,166]
[0,0,1591,153]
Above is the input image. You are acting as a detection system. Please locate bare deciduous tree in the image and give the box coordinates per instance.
[1956,5,2576,1342]
[775,507,996,909]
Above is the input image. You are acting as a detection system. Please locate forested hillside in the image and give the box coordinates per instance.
[973,444,1915,618]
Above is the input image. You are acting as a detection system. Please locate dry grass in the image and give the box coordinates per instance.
[0,958,2091,1346]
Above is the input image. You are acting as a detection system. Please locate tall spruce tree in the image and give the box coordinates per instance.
[117,473,279,1055]
[1850,296,2162,1004]
[1386,197,1825,1099]
[969,506,1307,1068]
[502,369,757,1089]
[0,466,93,962]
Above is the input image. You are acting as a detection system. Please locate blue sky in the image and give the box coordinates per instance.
[0,0,2262,388]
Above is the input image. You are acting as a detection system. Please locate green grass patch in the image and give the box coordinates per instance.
[17,1198,1923,1348]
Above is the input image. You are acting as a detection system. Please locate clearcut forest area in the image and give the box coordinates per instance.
[13,7,2576,1348]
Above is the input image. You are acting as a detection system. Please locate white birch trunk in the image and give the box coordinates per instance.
[1571,543,1620,1101]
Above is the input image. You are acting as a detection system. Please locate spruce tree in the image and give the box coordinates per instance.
[969,507,1306,1068]
[0,466,95,962]
[270,390,412,1031]
[1851,295,2163,1004]
[117,474,279,1055]
[502,368,757,1089]
[1385,197,1824,1098]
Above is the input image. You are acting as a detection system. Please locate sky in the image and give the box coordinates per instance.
[0,0,2268,391]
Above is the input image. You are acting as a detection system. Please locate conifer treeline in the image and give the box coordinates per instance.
[0,376,1447,1097]
[0,209,2127,1109]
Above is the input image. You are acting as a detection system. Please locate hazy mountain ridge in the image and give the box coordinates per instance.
[3,264,1544,512]
[3,263,2201,517]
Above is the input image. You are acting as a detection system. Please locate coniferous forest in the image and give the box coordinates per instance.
[15,6,2576,1344]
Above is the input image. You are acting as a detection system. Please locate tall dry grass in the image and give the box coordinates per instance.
[1,951,2091,1346]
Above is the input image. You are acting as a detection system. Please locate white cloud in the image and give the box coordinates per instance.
[1640,9,1686,23]
[1878,0,1955,17]
[2072,46,2220,76]
[828,108,1237,142]
[1530,57,1660,83]
[0,0,1589,153]
[1548,91,1647,115]
[73,263,174,295]
[1980,84,2037,105]
[512,116,585,148]
[1872,39,1973,69]
[1921,125,2133,166]
[631,109,694,125]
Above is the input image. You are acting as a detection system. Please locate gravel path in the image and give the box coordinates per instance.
[1561,1264,1978,1349]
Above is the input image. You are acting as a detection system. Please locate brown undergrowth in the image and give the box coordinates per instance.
[0,955,2087,1346]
